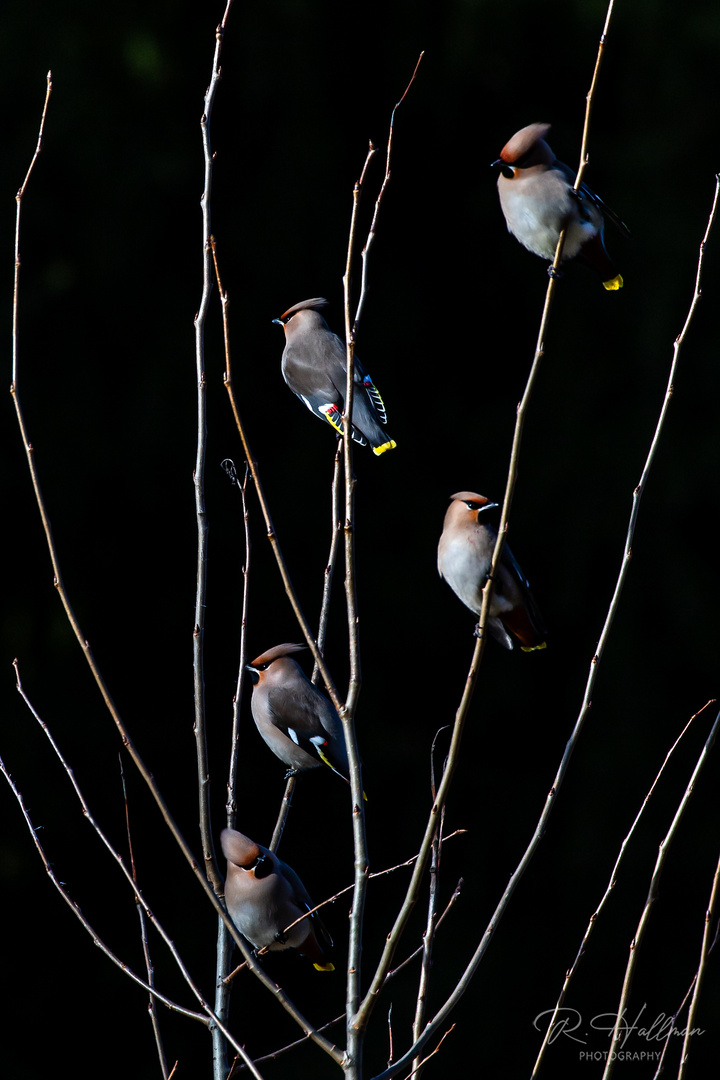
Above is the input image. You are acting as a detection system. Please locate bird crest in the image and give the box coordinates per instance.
[276,297,329,324]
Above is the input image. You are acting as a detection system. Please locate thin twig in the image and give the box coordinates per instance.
[193,5,235,904]
[411,730,448,1079]
[387,1003,395,1067]
[272,443,342,855]
[2,760,210,1024]
[401,1025,455,1080]
[386,878,464,983]
[10,662,266,1078]
[217,455,250,1078]
[342,144,375,1080]
[13,72,52,388]
[269,774,297,854]
[219,457,251,828]
[229,1013,345,1073]
[342,62,422,1076]
[601,709,720,1080]
[531,700,717,1076]
[650,873,720,1079]
[354,52,424,334]
[120,756,170,1080]
[312,443,344,685]
[677,843,720,1078]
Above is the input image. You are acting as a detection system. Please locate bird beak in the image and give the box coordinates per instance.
[245,665,259,685]
[490,159,504,169]
[272,317,285,326]
[478,501,499,514]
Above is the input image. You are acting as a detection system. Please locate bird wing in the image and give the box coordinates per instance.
[279,860,334,954]
[282,341,342,404]
[555,159,631,238]
[498,544,547,640]
[265,685,344,767]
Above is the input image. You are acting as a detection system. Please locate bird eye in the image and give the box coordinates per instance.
[253,854,272,879]
[465,502,480,511]
[500,165,515,180]
[257,662,270,671]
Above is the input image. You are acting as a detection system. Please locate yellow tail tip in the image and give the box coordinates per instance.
[603,274,623,291]
[373,439,397,456]
[520,641,547,653]
[313,962,335,972]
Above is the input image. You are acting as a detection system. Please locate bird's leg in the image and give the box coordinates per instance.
[283,767,299,780]
[547,265,563,279]
[274,931,288,945]
[473,623,485,640]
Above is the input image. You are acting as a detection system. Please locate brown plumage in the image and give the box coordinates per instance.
[437,491,547,651]
[492,122,629,289]
[273,297,396,454]
[246,643,351,780]
[221,828,334,971]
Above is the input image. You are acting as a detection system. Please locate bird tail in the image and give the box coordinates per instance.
[313,961,336,972]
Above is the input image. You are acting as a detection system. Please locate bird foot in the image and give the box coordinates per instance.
[547,265,563,280]
[274,931,287,945]
[283,768,299,780]
[473,624,485,640]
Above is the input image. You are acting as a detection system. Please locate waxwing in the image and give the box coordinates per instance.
[491,123,629,290]
[246,644,351,781]
[273,297,397,455]
[221,827,334,971]
[437,492,547,651]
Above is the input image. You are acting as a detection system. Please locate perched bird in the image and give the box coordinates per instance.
[437,492,547,651]
[492,122,629,290]
[273,297,397,455]
[246,643,351,781]
[221,827,334,971]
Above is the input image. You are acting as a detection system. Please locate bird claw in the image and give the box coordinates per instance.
[473,624,485,640]
[275,931,287,945]
[547,265,563,279]
[283,768,299,780]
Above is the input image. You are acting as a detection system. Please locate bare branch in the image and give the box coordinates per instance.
[1,751,208,1028]
[354,51,424,333]
[528,695,716,1075]
[341,144,375,1072]
[531,700,717,1075]
[13,71,52,388]
[677,843,720,1078]
[219,456,252,828]
[341,61,423,1075]
[411,731,449,1079]
[228,1013,345,1073]
[600,708,720,1080]
[271,444,342,855]
[192,2,236,903]
[400,1025,455,1080]
[120,756,171,1079]
[10,662,269,1078]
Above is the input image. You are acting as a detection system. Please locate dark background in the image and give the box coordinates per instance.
[2,1,719,1076]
